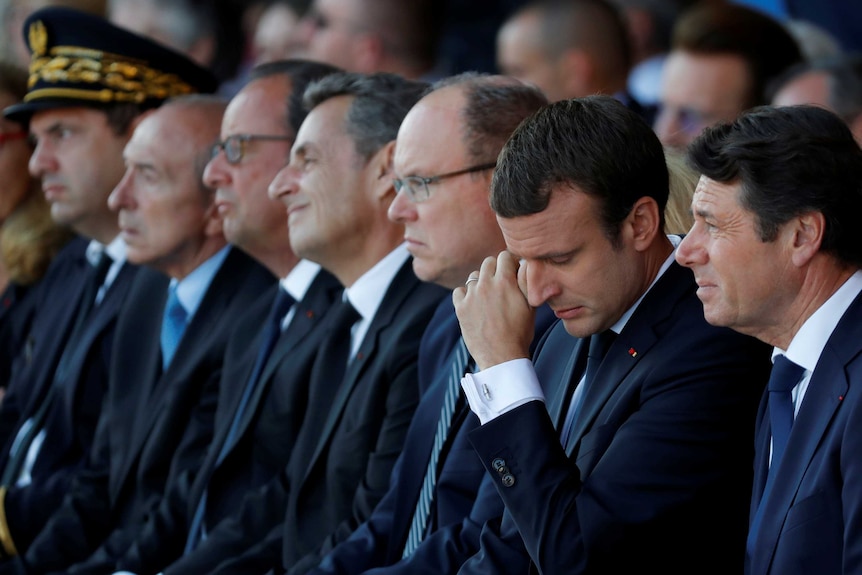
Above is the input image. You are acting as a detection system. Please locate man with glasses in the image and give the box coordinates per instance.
[297,0,444,80]
[285,74,554,575]
[109,60,343,575]
[653,2,801,150]
[159,70,448,575]
[7,94,275,575]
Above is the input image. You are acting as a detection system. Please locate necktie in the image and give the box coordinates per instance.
[402,338,470,558]
[746,355,805,557]
[160,284,188,369]
[184,288,295,554]
[0,252,113,487]
[312,296,361,390]
[561,330,616,449]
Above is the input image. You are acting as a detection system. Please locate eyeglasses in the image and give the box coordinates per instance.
[0,131,27,146]
[393,162,496,203]
[211,134,292,165]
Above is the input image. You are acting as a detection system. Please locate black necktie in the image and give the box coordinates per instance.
[562,330,616,449]
[184,288,295,554]
[312,296,360,390]
[0,252,113,487]
[746,355,805,557]
[402,338,470,557]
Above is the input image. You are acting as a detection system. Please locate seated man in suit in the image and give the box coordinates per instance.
[288,73,553,575]
[452,95,772,573]
[110,59,343,575]
[0,7,216,560]
[150,71,448,574]
[676,105,862,575]
[4,96,275,574]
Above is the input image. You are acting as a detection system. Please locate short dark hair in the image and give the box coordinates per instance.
[358,0,443,73]
[769,54,862,124]
[429,72,548,163]
[492,95,668,243]
[303,72,428,161]
[525,0,632,81]
[247,59,342,137]
[688,105,862,267]
[672,2,802,108]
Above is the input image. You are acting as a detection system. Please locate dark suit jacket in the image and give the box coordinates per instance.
[162,258,448,575]
[115,269,342,575]
[0,237,139,553]
[296,300,556,575]
[16,247,275,573]
[746,289,862,575]
[0,282,34,389]
[461,261,772,574]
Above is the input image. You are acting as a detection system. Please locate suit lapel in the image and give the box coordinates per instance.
[302,260,418,483]
[752,295,862,574]
[21,253,90,416]
[60,262,137,427]
[567,262,692,452]
[233,271,341,441]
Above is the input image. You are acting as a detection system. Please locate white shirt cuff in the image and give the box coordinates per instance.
[460,358,545,425]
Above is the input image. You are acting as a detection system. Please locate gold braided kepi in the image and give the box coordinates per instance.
[4,7,218,123]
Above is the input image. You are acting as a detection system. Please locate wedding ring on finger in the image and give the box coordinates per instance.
[465,276,479,287]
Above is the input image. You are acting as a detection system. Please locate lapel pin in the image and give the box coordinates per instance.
[628,347,638,358]
[306,310,314,318]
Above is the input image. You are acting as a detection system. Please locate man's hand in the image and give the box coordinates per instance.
[453,251,535,370]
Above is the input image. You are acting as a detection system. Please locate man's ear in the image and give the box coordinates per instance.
[626,196,662,251]
[790,211,825,267]
[202,197,224,238]
[372,140,397,201]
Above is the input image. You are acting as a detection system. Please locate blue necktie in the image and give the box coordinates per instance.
[746,355,805,557]
[402,337,470,557]
[160,284,188,369]
[184,288,295,554]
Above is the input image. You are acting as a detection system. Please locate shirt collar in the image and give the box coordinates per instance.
[280,259,322,302]
[344,243,410,323]
[776,269,862,372]
[610,234,681,334]
[170,245,231,320]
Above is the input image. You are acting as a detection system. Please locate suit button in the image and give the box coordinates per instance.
[492,458,506,472]
[501,474,516,487]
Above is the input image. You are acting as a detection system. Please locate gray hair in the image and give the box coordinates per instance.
[303,72,428,161]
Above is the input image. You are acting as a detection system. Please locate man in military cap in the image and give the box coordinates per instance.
[0,6,216,562]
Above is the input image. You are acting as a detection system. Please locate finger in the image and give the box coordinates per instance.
[496,250,519,281]
[517,258,529,299]
[478,255,497,280]
[452,285,466,307]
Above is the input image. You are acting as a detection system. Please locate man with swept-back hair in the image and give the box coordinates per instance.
[109,59,345,575]
[160,71,447,575]
[286,73,553,575]
[676,105,862,575]
[452,95,771,573]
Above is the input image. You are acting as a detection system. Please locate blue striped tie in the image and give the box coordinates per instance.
[402,337,470,557]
